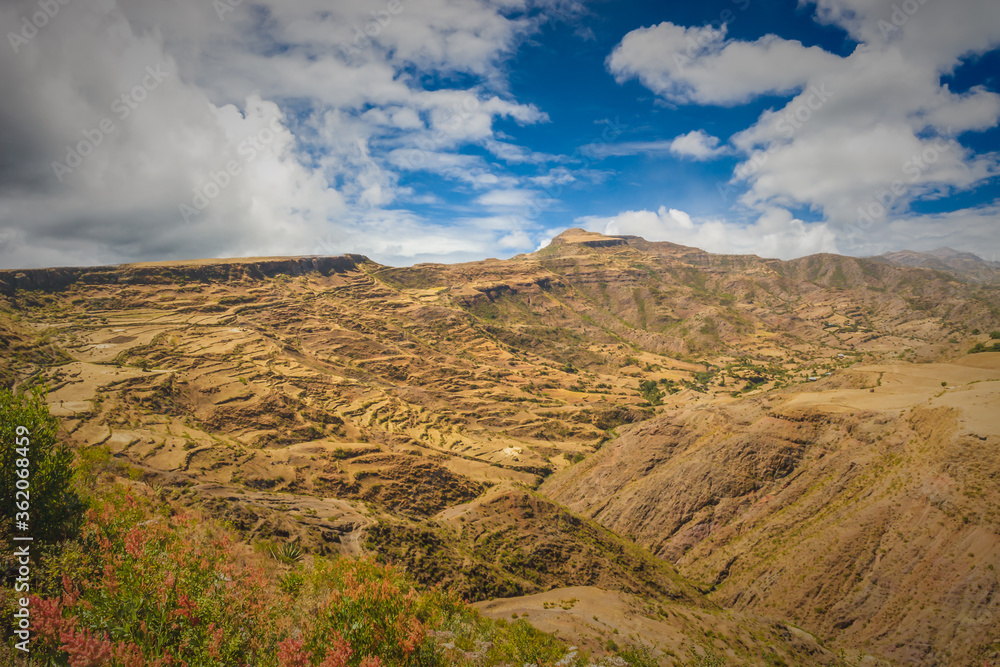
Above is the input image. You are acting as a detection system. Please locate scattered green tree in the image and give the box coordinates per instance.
[0,388,84,545]
[638,379,663,406]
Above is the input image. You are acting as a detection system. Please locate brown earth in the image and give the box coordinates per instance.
[473,586,888,666]
[2,229,999,663]
[543,356,1000,665]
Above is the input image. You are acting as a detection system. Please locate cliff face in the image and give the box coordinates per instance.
[0,254,368,295]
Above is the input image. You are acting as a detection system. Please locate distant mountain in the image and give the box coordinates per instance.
[3,229,1000,664]
[877,247,1000,284]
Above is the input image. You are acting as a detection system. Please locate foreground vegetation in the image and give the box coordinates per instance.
[13,487,645,666]
[1,390,654,666]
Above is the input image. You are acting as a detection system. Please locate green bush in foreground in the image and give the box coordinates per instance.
[0,388,84,546]
[0,389,654,665]
[8,486,646,666]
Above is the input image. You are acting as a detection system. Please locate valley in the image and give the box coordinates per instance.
[2,230,999,665]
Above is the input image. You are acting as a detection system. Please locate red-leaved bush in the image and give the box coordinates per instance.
[30,487,287,666]
[23,486,607,666]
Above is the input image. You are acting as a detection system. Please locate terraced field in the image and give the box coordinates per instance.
[2,230,999,663]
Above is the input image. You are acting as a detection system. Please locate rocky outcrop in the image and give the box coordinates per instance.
[0,254,369,295]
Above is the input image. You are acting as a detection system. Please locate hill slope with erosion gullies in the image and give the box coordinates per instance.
[543,354,1000,666]
[1,230,998,663]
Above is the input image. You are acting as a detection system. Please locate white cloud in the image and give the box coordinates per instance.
[607,21,841,105]
[608,0,1000,260]
[727,43,1000,241]
[386,149,517,190]
[578,206,839,259]
[741,200,1000,261]
[578,139,674,158]
[804,0,1000,70]
[530,167,576,187]
[669,130,727,160]
[475,189,542,209]
[311,209,545,265]
[855,204,1000,259]
[313,211,510,265]
[483,138,555,164]
[0,0,559,268]
[576,132,727,161]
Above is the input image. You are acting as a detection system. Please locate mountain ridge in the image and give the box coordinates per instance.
[2,229,999,663]
[5,229,999,289]
[878,246,1000,284]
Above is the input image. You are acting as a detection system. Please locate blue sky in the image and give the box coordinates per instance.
[0,0,998,268]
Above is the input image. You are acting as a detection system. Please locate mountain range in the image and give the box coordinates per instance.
[2,229,999,665]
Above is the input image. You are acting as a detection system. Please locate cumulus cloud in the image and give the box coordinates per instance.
[606,0,1000,259]
[578,206,839,260]
[669,130,727,160]
[0,0,561,268]
[607,21,841,105]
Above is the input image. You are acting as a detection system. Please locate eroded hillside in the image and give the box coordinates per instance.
[2,229,998,664]
[543,356,1000,665]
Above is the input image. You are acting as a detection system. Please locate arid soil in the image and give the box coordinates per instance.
[473,586,887,666]
[543,356,1000,665]
[2,230,999,664]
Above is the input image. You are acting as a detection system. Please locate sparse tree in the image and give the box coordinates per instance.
[638,379,663,406]
[0,388,84,546]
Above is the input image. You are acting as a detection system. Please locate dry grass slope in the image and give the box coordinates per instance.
[2,230,999,663]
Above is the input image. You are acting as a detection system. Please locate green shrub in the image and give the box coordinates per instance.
[31,488,286,666]
[638,379,663,406]
[23,486,654,666]
[0,388,84,546]
[262,540,303,565]
[74,445,129,492]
